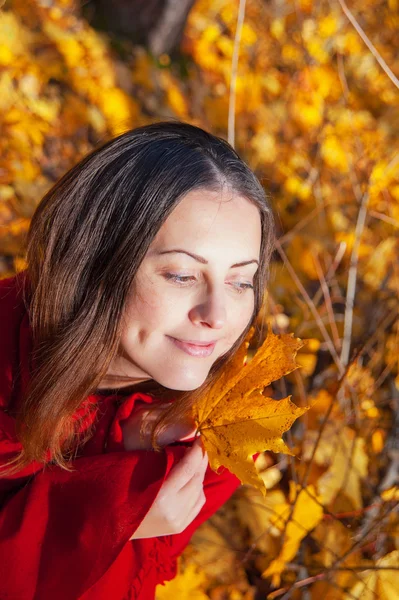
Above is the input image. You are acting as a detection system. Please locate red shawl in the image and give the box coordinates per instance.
[0,272,242,599]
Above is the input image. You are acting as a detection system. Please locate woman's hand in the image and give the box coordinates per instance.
[121,400,198,451]
[130,437,208,539]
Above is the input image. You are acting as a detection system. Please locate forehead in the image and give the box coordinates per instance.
[149,188,261,255]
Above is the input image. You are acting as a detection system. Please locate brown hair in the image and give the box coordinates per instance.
[1,120,275,476]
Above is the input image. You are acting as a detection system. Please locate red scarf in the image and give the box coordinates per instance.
[0,271,241,599]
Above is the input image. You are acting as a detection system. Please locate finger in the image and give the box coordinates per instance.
[163,438,205,492]
[189,436,205,459]
[191,488,206,517]
[179,448,208,494]
[158,421,198,446]
[177,455,207,502]
[180,486,206,529]
[178,431,199,442]
[178,458,207,505]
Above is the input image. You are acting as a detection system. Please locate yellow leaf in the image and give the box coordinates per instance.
[299,0,313,12]
[193,328,309,495]
[318,14,340,38]
[60,37,85,68]
[0,43,13,66]
[216,35,234,59]
[188,519,243,584]
[156,561,208,600]
[284,175,312,201]
[236,487,286,554]
[381,486,399,502]
[312,519,362,569]
[312,519,363,594]
[0,11,32,58]
[363,237,398,290]
[0,218,30,254]
[344,551,399,600]
[286,236,325,280]
[371,429,385,453]
[251,131,277,164]
[261,483,324,587]
[202,23,221,43]
[132,49,155,92]
[97,88,138,134]
[336,30,363,55]
[160,71,188,118]
[296,339,321,378]
[306,38,330,64]
[241,23,257,46]
[282,44,303,63]
[0,185,15,202]
[303,424,369,509]
[305,338,321,352]
[13,256,28,273]
[270,19,285,41]
[321,134,349,172]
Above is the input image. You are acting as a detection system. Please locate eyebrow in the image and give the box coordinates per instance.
[155,249,259,268]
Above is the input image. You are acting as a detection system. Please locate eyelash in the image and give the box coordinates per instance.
[163,273,254,293]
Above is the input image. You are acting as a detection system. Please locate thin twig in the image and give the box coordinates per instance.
[311,241,347,309]
[278,206,321,246]
[312,251,341,351]
[273,501,397,600]
[354,306,398,363]
[228,0,247,147]
[341,152,399,369]
[275,239,345,375]
[336,0,399,90]
[268,293,307,407]
[340,191,369,368]
[268,572,330,599]
[287,562,399,572]
[369,210,399,229]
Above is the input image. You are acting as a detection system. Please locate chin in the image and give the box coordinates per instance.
[153,371,208,392]
[158,381,204,392]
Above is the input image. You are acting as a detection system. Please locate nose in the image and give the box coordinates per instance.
[189,286,227,329]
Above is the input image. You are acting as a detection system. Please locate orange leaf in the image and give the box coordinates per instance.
[192,328,309,495]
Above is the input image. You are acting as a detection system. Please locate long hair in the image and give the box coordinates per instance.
[1,120,275,476]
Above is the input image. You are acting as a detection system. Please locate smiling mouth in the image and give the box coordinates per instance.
[167,336,216,358]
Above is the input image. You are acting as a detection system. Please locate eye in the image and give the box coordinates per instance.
[163,273,254,293]
[163,273,196,285]
[234,282,254,292]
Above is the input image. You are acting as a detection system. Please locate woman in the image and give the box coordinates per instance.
[0,121,275,599]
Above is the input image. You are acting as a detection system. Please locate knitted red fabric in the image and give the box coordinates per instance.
[0,272,242,599]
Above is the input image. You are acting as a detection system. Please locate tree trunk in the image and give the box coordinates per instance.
[85,0,196,56]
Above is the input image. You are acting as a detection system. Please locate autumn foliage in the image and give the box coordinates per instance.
[0,0,398,598]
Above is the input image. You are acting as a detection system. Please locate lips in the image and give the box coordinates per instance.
[167,336,216,357]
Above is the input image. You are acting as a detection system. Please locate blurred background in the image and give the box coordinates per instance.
[0,0,398,598]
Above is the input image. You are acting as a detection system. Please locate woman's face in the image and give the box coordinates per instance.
[101,187,262,392]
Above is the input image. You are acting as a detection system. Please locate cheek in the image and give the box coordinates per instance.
[235,292,255,321]
[124,283,178,330]
[224,299,255,348]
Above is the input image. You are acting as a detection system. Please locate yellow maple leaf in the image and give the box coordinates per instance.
[261,482,324,587]
[193,327,309,495]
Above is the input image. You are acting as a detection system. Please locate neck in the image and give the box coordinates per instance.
[96,378,161,396]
